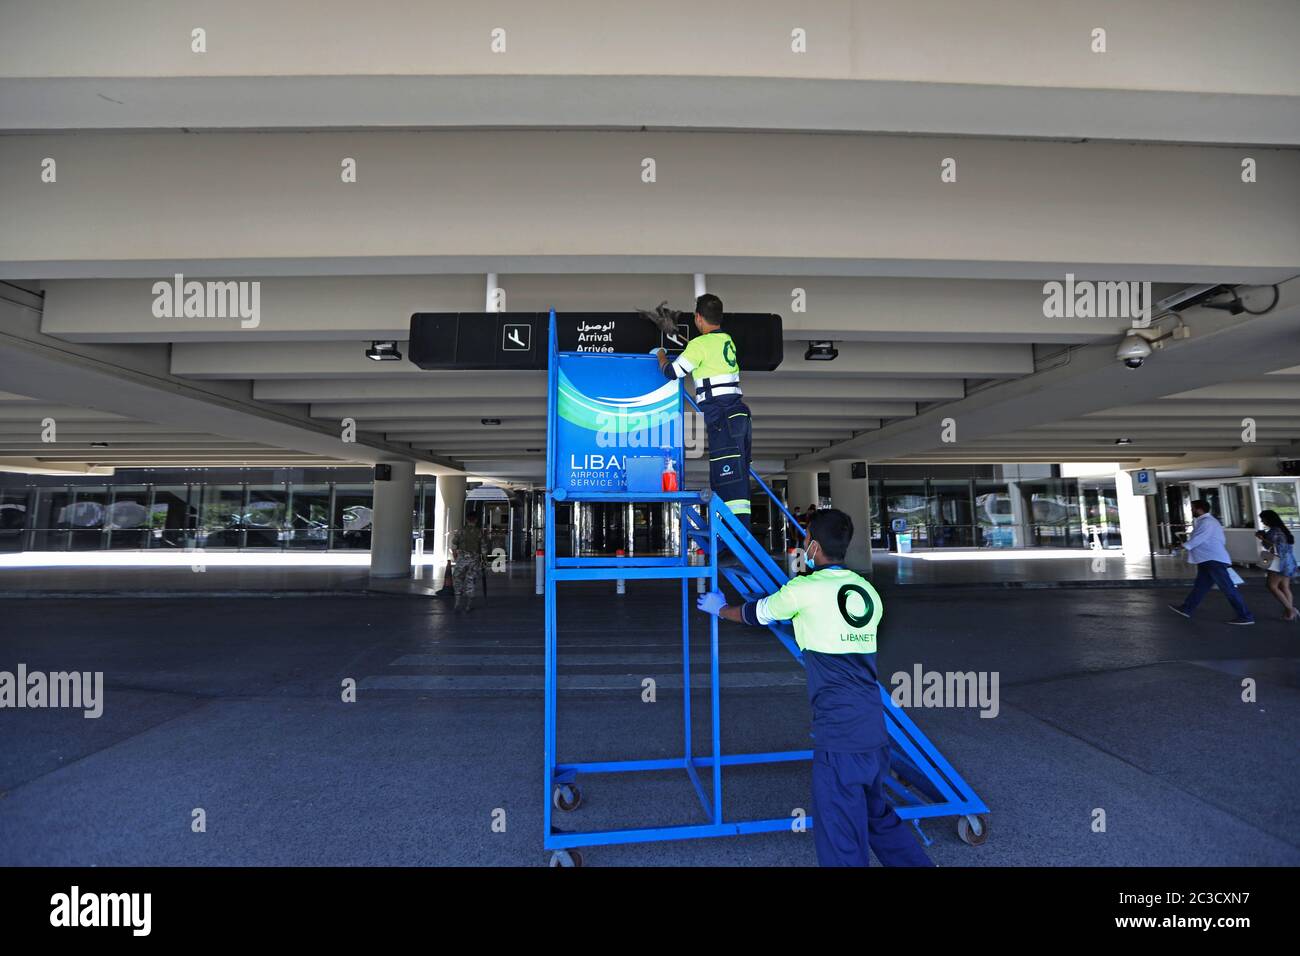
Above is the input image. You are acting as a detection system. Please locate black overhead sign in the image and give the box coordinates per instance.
[407,312,784,371]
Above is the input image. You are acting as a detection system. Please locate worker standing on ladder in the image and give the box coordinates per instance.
[655,294,752,528]
[696,509,933,867]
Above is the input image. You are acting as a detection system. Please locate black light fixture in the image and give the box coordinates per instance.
[366,340,402,361]
[804,341,838,362]
[1115,438,1133,445]
[1200,291,1246,315]
[481,418,502,426]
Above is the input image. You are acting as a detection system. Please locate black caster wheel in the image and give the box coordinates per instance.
[957,814,989,846]
[553,783,582,812]
[548,849,584,867]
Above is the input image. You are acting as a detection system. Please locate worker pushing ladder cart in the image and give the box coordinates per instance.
[541,310,988,866]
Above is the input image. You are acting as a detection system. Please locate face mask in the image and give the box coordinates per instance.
[805,543,818,569]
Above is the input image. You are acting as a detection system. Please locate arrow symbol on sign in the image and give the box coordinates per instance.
[507,330,525,348]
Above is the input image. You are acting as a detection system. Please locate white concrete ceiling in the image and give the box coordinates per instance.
[3,0,1297,146]
[794,282,1300,469]
[0,389,347,470]
[1,1,1298,479]
[13,274,1300,477]
[4,75,1296,147]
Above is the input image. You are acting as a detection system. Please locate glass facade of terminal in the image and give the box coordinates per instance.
[871,476,1098,549]
[0,465,1122,557]
[0,468,442,554]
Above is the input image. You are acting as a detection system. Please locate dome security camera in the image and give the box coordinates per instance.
[1116,332,1153,369]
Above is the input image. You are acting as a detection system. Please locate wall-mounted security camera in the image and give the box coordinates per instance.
[1115,331,1153,369]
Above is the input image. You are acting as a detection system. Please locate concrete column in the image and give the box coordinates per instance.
[828,460,873,573]
[1115,470,1152,558]
[370,462,416,578]
[786,470,821,513]
[1076,493,1093,548]
[1007,482,1030,548]
[432,474,466,588]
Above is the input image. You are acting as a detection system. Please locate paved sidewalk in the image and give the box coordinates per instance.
[0,548,1245,597]
[1,582,1296,866]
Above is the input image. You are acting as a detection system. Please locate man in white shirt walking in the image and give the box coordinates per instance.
[1169,499,1255,625]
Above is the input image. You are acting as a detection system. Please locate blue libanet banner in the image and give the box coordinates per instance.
[554,352,684,494]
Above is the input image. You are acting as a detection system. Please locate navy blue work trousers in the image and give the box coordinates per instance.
[699,394,752,525]
[811,747,935,867]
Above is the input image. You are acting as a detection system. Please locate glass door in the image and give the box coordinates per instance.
[928,479,976,547]
[106,484,151,549]
[244,483,288,549]
[1157,484,1190,551]
[975,481,1018,548]
[480,501,512,560]
[0,488,31,553]
[149,485,194,549]
[1253,478,1300,532]
[199,484,248,549]
[884,479,929,547]
[1080,483,1121,548]
[1193,484,1224,523]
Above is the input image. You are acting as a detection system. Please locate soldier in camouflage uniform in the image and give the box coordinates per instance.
[450,513,487,612]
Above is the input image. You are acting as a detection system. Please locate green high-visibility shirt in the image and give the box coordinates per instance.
[748,565,888,751]
[668,330,741,402]
[755,567,882,655]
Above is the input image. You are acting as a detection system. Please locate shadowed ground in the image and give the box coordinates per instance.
[1,566,1296,866]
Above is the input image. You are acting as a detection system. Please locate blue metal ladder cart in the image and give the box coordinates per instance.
[542,310,988,865]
